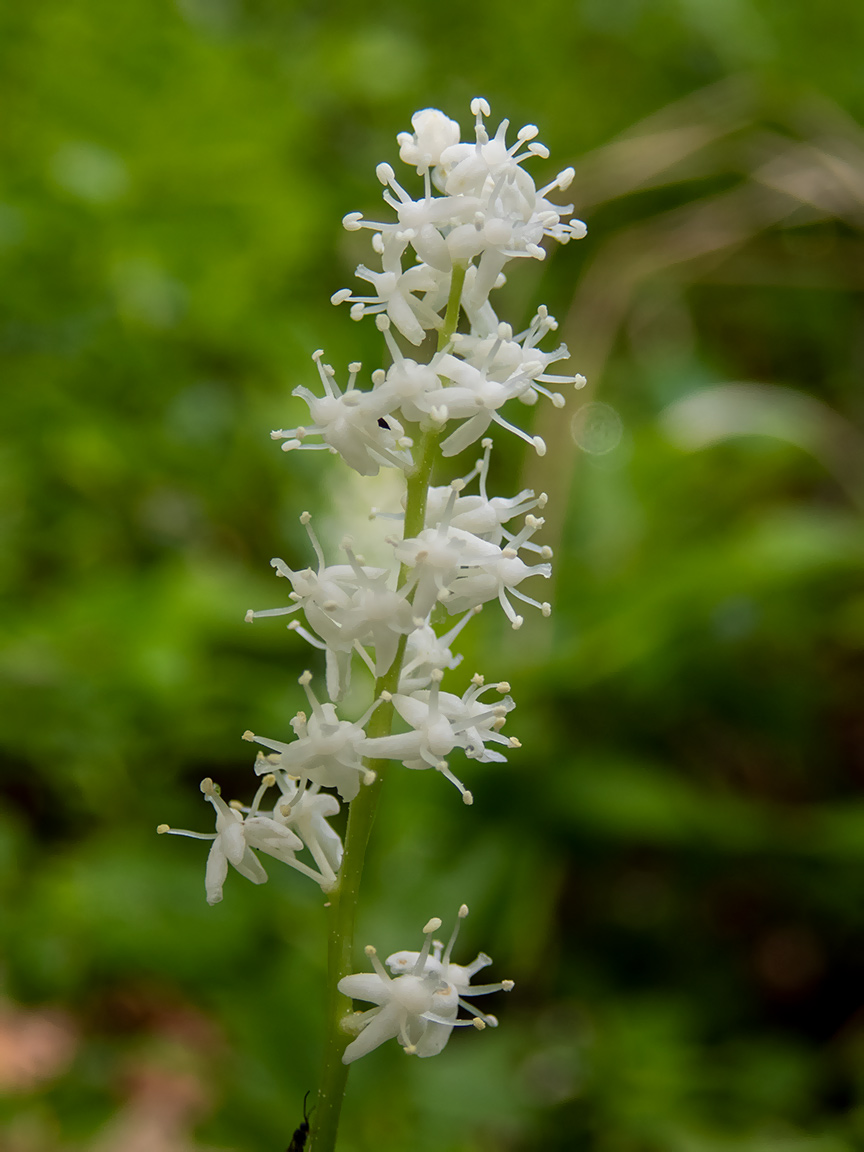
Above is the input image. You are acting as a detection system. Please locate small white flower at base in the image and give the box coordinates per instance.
[385,904,514,1027]
[337,907,512,1063]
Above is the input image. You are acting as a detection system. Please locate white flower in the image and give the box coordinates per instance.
[371,442,549,551]
[425,439,548,549]
[245,512,413,699]
[360,670,517,802]
[438,673,517,763]
[441,515,553,629]
[394,498,553,629]
[385,904,514,1029]
[157,777,330,904]
[338,907,512,1063]
[245,512,359,699]
[394,510,501,619]
[371,315,452,424]
[270,351,412,476]
[242,671,382,802]
[431,351,549,457]
[397,108,462,170]
[334,537,416,680]
[398,608,479,693]
[453,305,587,409]
[332,231,449,346]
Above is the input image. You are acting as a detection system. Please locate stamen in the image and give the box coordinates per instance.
[442,904,469,968]
[412,916,443,976]
[365,945,392,984]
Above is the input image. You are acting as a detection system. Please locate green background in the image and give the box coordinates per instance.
[2,1,864,1149]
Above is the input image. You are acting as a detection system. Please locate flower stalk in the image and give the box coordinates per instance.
[310,264,467,1150]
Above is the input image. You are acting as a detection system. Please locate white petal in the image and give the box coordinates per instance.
[231,846,268,886]
[338,973,391,1006]
[204,841,229,905]
[415,1019,454,1057]
[221,820,247,867]
[341,1002,401,1063]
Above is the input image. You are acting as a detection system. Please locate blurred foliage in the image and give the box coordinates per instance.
[2,1,864,1150]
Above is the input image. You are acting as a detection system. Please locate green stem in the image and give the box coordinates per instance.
[308,263,466,1152]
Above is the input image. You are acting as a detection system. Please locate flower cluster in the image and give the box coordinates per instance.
[160,99,584,1062]
[157,773,341,903]
[274,100,586,467]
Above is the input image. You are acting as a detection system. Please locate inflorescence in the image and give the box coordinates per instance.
[160,98,585,1062]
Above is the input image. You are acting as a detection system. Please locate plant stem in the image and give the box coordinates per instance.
[308,264,466,1152]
